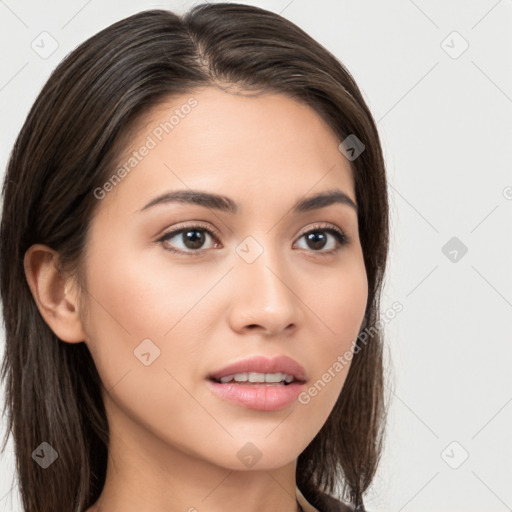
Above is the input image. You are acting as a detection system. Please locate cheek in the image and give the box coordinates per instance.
[84,243,215,339]
[297,255,367,420]
[80,249,226,452]
[309,253,368,354]
[81,238,234,401]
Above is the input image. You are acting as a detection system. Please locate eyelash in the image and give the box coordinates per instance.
[157,221,350,257]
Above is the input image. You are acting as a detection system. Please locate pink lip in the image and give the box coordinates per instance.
[207,380,306,411]
[206,355,307,412]
[208,355,307,382]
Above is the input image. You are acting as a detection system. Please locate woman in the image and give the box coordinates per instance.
[0,3,389,511]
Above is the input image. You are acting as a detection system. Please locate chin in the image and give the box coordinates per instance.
[205,432,310,472]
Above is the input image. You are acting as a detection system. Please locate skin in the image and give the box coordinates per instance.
[24,86,368,512]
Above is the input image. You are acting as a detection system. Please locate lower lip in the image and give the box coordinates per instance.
[206,380,306,411]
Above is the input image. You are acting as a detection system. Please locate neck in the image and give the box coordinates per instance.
[88,417,304,512]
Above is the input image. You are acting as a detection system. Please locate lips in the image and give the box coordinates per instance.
[208,355,307,384]
[206,355,307,411]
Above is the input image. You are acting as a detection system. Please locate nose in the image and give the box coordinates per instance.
[227,247,303,337]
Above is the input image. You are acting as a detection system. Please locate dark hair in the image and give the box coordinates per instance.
[0,3,389,511]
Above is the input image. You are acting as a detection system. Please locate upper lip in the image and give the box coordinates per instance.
[208,355,307,382]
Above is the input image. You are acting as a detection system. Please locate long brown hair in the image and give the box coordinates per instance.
[0,4,389,511]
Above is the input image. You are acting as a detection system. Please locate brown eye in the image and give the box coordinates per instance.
[168,229,208,250]
[295,225,349,254]
[158,223,220,255]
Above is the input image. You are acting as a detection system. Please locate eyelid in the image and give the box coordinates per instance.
[297,222,348,240]
[156,220,221,241]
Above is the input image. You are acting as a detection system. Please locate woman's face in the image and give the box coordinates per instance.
[79,86,368,471]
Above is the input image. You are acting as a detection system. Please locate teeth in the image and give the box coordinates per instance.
[218,372,295,384]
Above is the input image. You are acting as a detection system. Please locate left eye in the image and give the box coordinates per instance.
[158,224,348,255]
[295,227,348,253]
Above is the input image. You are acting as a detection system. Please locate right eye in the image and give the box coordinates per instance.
[157,223,221,256]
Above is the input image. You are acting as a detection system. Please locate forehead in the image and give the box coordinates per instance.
[96,86,355,217]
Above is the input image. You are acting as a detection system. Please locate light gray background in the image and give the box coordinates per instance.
[1,1,511,511]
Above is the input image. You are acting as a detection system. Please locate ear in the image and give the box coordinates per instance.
[23,244,87,343]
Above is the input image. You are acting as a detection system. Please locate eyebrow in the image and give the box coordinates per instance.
[139,188,357,214]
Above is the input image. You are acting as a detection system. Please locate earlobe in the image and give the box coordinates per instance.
[23,244,87,343]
